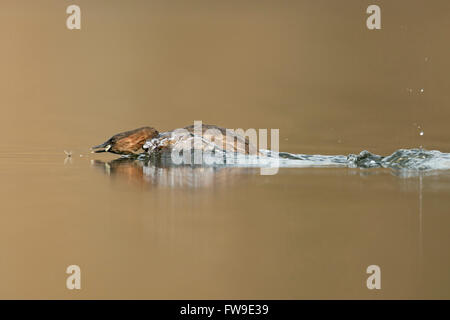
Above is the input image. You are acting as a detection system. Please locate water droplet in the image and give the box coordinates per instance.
[416,124,424,137]
[415,124,424,138]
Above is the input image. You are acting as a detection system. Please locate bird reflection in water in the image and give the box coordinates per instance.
[91,157,257,189]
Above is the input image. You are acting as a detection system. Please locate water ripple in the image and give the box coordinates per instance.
[135,148,450,171]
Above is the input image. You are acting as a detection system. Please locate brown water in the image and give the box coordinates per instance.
[1,0,450,299]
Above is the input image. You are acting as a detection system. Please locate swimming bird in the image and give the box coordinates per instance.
[91,124,256,156]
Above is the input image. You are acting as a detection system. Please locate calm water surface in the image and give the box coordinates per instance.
[1,145,450,299]
[1,0,450,299]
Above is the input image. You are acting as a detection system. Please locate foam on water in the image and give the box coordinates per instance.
[138,147,450,171]
[272,148,450,171]
[346,149,450,170]
[138,130,450,171]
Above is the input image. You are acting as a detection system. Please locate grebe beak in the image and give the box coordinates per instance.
[91,141,112,153]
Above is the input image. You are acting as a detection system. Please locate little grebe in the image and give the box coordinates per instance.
[92,124,256,156]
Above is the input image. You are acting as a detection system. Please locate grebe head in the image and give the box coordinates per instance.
[91,127,158,155]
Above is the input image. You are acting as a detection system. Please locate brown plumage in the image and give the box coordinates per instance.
[91,127,159,155]
[169,124,256,155]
